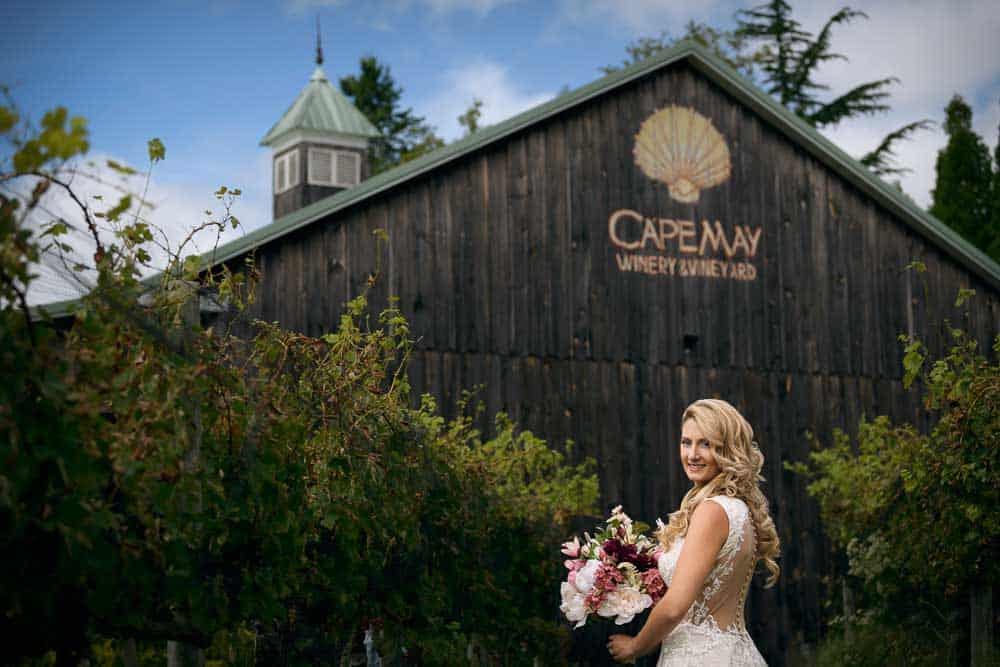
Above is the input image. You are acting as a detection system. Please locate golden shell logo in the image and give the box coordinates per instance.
[633,106,731,204]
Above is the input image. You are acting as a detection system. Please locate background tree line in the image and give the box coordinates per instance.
[338,56,485,176]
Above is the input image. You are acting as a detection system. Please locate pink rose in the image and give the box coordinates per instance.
[641,568,667,604]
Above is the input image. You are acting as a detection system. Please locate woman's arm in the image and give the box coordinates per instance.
[608,500,729,660]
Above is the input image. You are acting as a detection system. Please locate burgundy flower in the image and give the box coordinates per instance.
[603,538,657,571]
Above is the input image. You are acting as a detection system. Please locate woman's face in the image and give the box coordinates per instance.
[680,418,721,485]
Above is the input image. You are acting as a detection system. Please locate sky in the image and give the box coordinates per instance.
[2,0,999,304]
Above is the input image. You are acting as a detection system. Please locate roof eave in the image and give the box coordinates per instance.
[259,126,377,148]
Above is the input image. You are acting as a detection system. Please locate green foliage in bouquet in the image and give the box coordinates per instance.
[0,96,599,665]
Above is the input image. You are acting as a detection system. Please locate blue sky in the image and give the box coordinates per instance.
[3,0,998,303]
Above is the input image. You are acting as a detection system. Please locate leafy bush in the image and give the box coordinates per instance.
[789,319,999,663]
[813,617,954,667]
[0,97,599,665]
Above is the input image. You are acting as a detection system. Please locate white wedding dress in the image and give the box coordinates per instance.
[656,495,767,666]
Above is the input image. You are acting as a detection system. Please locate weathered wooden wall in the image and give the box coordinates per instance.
[235,60,999,663]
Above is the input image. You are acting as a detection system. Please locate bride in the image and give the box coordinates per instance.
[607,399,780,666]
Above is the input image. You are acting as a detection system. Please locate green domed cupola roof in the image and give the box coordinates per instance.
[260,65,379,146]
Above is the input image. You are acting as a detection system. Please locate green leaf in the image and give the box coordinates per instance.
[182,254,201,276]
[103,194,132,223]
[41,221,69,237]
[955,288,975,307]
[0,105,18,133]
[147,137,165,163]
[901,340,926,389]
[106,159,138,176]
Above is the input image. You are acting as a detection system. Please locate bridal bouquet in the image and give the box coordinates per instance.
[559,505,667,628]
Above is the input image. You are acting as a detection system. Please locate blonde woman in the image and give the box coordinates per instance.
[607,399,780,666]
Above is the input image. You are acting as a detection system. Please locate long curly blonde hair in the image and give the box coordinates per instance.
[655,398,780,587]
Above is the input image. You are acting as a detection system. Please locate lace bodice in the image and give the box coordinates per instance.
[655,495,766,666]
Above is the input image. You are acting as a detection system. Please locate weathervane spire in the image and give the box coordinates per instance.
[315,15,324,66]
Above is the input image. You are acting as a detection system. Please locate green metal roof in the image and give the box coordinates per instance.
[33,40,1000,320]
[259,66,379,146]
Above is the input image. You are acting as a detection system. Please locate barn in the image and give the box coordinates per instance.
[46,39,1000,664]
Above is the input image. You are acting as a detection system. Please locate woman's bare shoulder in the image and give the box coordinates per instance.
[688,498,730,540]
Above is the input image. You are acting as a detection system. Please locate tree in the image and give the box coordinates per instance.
[929,95,997,262]
[458,98,484,136]
[605,3,931,178]
[398,131,445,165]
[340,56,444,174]
[990,117,1000,258]
[735,0,931,177]
[601,20,758,77]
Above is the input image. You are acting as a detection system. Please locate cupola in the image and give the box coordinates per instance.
[260,23,379,218]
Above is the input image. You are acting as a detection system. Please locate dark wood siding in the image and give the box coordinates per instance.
[235,60,999,664]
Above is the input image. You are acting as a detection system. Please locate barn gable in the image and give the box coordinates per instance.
[218,39,999,290]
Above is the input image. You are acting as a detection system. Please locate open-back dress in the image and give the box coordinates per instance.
[655,495,767,666]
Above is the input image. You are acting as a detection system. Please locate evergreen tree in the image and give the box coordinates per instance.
[929,95,997,261]
[991,119,1000,259]
[735,0,931,177]
[601,20,759,76]
[608,3,931,178]
[457,98,484,136]
[340,56,443,174]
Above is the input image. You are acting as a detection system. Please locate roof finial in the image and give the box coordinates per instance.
[315,15,324,66]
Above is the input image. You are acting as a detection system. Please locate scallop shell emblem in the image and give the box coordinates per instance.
[633,105,731,204]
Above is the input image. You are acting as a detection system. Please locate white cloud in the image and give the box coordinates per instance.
[553,0,725,35]
[287,0,517,16]
[796,0,1000,111]
[422,0,517,13]
[419,61,555,140]
[286,0,345,12]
